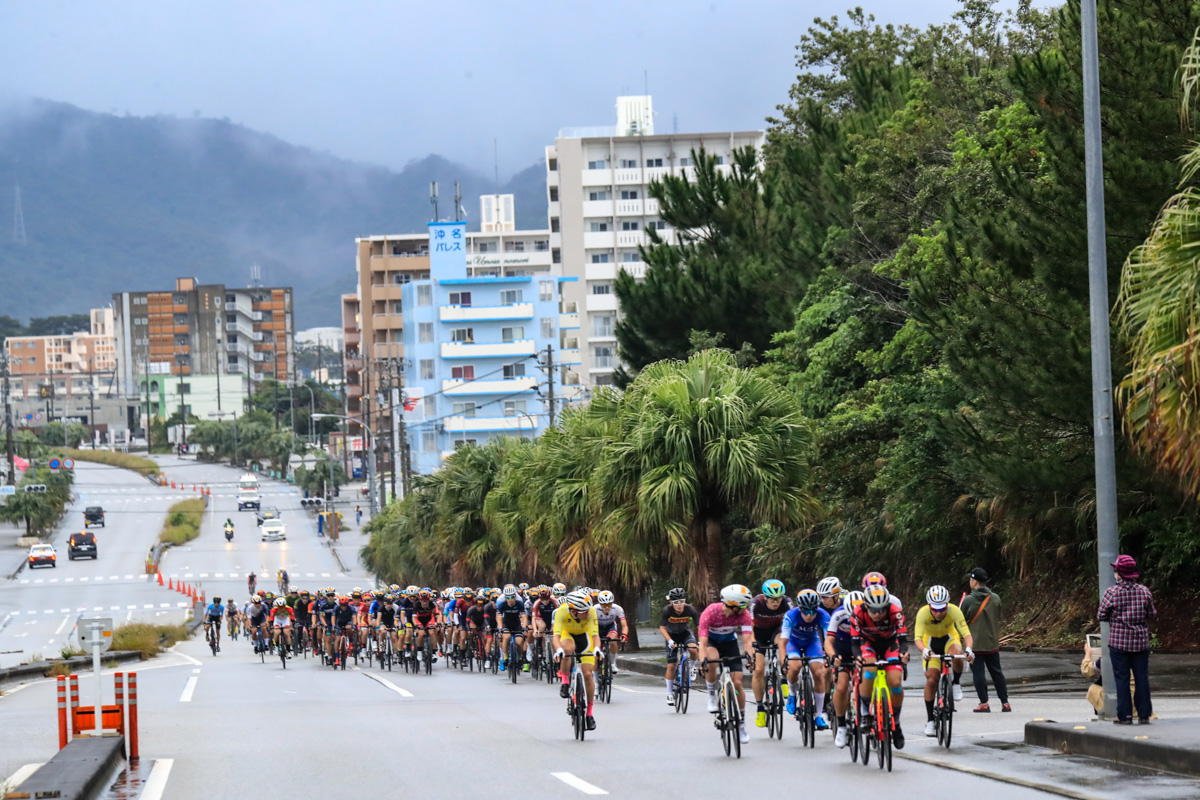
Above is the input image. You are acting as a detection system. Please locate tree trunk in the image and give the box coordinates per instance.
[703,515,723,605]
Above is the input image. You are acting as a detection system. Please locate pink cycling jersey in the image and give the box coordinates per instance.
[697,603,752,642]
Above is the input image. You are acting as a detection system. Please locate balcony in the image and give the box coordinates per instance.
[585,262,616,281]
[439,302,533,322]
[615,199,643,216]
[224,302,238,311]
[583,231,614,250]
[614,169,641,185]
[617,230,646,248]
[559,312,580,329]
[619,262,647,280]
[441,376,537,396]
[586,293,619,313]
[560,348,581,365]
[580,168,612,187]
[590,357,616,371]
[563,336,579,349]
[582,200,614,217]
[440,340,536,359]
[445,415,539,434]
[344,328,360,345]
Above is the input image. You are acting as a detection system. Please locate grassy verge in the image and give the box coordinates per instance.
[110,623,191,659]
[160,498,206,546]
[67,448,159,477]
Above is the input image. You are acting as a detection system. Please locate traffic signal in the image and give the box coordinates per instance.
[23,484,47,493]
[300,498,325,509]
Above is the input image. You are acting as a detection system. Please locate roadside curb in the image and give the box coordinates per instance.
[1024,718,1200,779]
[11,734,125,800]
[0,650,143,688]
[894,750,1104,800]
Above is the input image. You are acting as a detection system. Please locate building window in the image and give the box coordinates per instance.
[503,363,526,379]
[501,326,524,343]
[477,241,496,253]
[422,431,437,452]
[593,315,614,338]
[228,355,238,365]
[646,157,664,167]
[534,240,549,251]
[547,158,557,171]
[451,365,475,381]
[417,285,432,306]
[551,217,560,233]
[621,221,640,231]
[424,396,436,417]
[173,295,186,304]
[452,402,476,418]
[589,222,610,232]
[595,374,614,386]
[679,157,692,167]
[588,190,610,201]
[621,251,640,262]
[393,273,413,285]
[591,253,611,264]
[449,291,472,307]
[592,283,612,295]
[539,281,554,302]
[549,186,559,202]
[648,220,667,230]
[454,439,478,450]
[504,399,527,416]
[552,248,561,264]
[593,346,615,368]
[715,155,725,165]
[587,159,607,169]
[392,301,403,315]
[503,240,526,253]
[540,317,555,338]
[451,328,474,343]
[620,189,639,200]
[28,356,36,364]
[420,359,434,380]
[11,341,20,348]
[619,158,638,168]
[418,322,433,343]
[500,290,523,305]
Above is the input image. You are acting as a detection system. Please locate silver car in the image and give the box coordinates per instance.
[260,519,287,542]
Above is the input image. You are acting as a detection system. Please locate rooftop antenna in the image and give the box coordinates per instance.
[644,69,649,97]
[494,139,501,195]
[13,181,26,245]
[453,181,462,222]
[430,181,439,222]
[673,112,679,134]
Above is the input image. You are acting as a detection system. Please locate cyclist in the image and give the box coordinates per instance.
[699,585,755,744]
[750,579,791,727]
[495,585,528,672]
[317,589,337,659]
[530,586,558,667]
[851,581,909,750]
[594,590,628,674]
[553,590,600,732]
[331,595,357,666]
[915,585,974,737]
[225,597,241,640]
[825,590,864,747]
[465,591,490,660]
[817,576,843,614]
[780,588,832,730]
[247,571,257,595]
[407,588,441,663]
[203,596,225,651]
[659,588,700,706]
[374,592,400,655]
[271,597,294,656]
[246,596,269,653]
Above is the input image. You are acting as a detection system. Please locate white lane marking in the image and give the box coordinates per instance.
[551,773,608,795]
[160,603,171,608]
[191,668,201,674]
[305,572,314,577]
[612,685,658,695]
[64,577,73,582]
[144,604,154,609]
[200,573,209,578]
[79,577,88,582]
[54,615,70,635]
[361,671,413,697]
[19,579,28,584]
[125,574,133,579]
[109,575,118,580]
[4,763,44,788]
[127,605,137,610]
[34,579,43,584]
[215,573,224,578]
[169,645,202,666]
[110,606,120,611]
[321,572,330,577]
[140,758,174,800]
[60,608,70,613]
[76,607,86,612]
[179,676,198,702]
[49,578,57,583]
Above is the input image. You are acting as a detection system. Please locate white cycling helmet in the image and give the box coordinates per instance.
[552,583,567,597]
[597,590,614,605]
[816,576,842,597]
[503,584,518,597]
[565,590,591,612]
[273,598,286,608]
[720,584,753,609]
[926,585,950,609]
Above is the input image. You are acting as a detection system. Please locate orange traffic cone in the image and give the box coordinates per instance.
[168,578,174,591]
[157,571,164,587]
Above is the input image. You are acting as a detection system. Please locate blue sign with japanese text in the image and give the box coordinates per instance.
[428,222,468,279]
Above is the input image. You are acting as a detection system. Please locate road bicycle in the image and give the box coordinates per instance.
[755,642,784,739]
[844,658,863,763]
[670,642,693,714]
[506,632,521,684]
[706,655,744,758]
[566,650,590,742]
[252,625,267,664]
[932,652,968,748]
[376,627,395,671]
[488,632,500,675]
[596,646,614,703]
[788,653,818,748]
[277,628,289,669]
[227,614,240,642]
[206,620,220,656]
[858,656,904,772]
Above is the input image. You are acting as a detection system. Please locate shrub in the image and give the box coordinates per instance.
[67,448,159,477]
[111,623,190,658]
[159,499,206,546]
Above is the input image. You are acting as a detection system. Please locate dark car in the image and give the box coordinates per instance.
[83,506,105,528]
[68,531,98,560]
[256,506,281,526]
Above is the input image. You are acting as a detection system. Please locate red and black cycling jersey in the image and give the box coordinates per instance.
[531,597,558,623]
[406,599,438,625]
[849,601,907,656]
[465,604,488,628]
[750,594,793,629]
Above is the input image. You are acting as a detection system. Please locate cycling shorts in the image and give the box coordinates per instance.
[831,639,855,672]
[709,639,744,673]
[248,615,267,627]
[665,631,697,663]
[598,622,616,639]
[273,618,292,628]
[500,626,525,635]
[860,638,904,672]
[923,634,958,670]
[409,616,436,629]
[786,638,824,661]
[205,614,222,624]
[567,632,595,665]
[753,625,782,648]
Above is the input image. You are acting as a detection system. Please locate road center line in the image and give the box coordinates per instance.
[140,758,174,800]
[179,676,198,702]
[551,773,608,795]
[361,671,413,697]
[54,615,70,635]
[612,685,658,694]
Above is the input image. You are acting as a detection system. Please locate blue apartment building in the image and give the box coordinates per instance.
[401,222,574,475]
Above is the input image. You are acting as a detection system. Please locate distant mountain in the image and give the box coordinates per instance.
[0,99,548,327]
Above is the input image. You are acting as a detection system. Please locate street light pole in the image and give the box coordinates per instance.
[312,413,376,517]
[1080,0,1120,721]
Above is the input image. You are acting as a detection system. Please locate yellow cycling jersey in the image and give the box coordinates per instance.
[552,604,599,641]
[914,604,971,644]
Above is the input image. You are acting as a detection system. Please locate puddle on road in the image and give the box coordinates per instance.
[100,757,150,800]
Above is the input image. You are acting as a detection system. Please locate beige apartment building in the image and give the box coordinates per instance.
[4,308,118,404]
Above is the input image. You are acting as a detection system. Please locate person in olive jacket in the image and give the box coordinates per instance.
[960,568,1010,712]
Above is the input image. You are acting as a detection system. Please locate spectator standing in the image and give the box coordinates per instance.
[356,504,363,526]
[961,567,1010,712]
[1097,554,1157,725]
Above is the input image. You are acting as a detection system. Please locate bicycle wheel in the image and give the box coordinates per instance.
[801,669,815,748]
[879,698,892,771]
[259,632,266,664]
[765,670,778,738]
[280,637,287,669]
[510,639,519,684]
[603,651,614,703]
[860,711,872,765]
[848,711,860,762]
[425,635,433,675]
[719,688,732,756]
[727,680,742,759]
[940,672,954,748]
[573,671,587,741]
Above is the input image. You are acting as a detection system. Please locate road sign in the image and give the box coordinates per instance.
[63,458,75,470]
[77,618,114,653]
[0,485,14,496]
[24,413,32,421]
[34,412,43,421]
[49,458,61,472]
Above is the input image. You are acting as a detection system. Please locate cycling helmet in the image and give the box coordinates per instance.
[351,590,362,600]
[406,585,419,594]
[720,584,753,609]
[338,596,351,605]
[416,589,429,600]
[389,584,400,593]
[289,585,298,593]
[796,589,820,611]
[539,586,551,597]
[597,590,615,605]
[454,589,465,599]
[518,582,530,593]
[843,591,864,613]
[300,590,310,596]
[502,584,518,598]
[363,592,374,602]
[257,590,266,597]
[863,585,891,613]
[861,571,887,589]
[926,585,950,609]
[552,582,567,596]
[475,591,486,602]
[273,598,287,608]
[761,579,786,598]
[252,596,263,604]
[565,591,591,612]
[816,577,842,597]
[666,587,687,602]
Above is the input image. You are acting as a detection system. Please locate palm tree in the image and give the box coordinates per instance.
[594,350,820,602]
[1117,32,1200,496]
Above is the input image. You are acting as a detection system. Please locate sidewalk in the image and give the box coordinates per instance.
[1025,718,1200,778]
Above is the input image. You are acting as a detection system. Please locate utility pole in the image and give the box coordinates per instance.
[363,360,374,501]
[143,351,153,451]
[545,344,556,427]
[215,330,223,413]
[3,354,14,484]
[398,361,412,498]
[176,351,187,452]
[385,363,397,505]
[87,357,96,448]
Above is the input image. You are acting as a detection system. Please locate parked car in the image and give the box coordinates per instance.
[68,531,98,560]
[260,519,287,542]
[256,506,281,526]
[28,543,57,568]
[83,506,105,528]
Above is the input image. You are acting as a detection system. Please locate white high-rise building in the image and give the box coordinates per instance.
[545,95,764,391]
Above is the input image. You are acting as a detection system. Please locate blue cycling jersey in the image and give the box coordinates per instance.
[781,607,830,645]
[205,602,224,618]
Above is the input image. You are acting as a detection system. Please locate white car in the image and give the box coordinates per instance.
[260,519,287,542]
[28,543,57,568]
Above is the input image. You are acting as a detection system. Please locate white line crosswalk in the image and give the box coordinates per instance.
[8,602,189,617]
[19,575,150,586]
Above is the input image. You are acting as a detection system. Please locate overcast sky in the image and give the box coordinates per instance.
[2,0,983,177]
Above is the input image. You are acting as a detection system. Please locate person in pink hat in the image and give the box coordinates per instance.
[1097,555,1156,724]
